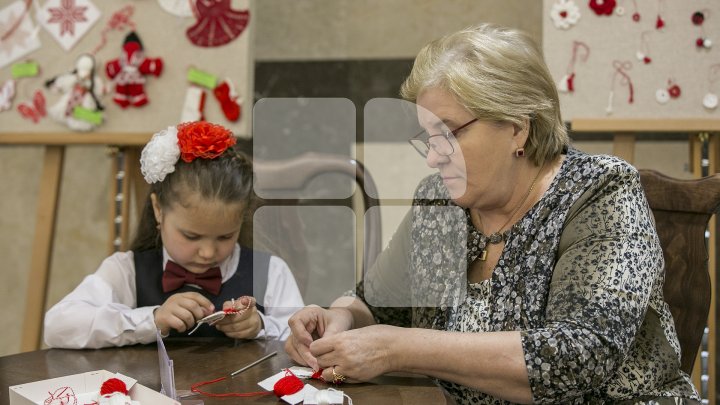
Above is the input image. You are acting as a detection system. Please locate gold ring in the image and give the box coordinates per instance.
[331,366,346,384]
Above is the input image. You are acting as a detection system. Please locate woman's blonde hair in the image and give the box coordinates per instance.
[400,23,568,166]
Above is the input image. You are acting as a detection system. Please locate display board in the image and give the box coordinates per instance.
[543,0,720,120]
[0,0,254,136]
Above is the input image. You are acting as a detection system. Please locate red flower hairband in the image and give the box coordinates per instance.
[177,121,236,163]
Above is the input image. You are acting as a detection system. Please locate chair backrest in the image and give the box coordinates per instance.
[239,152,381,298]
[639,169,720,374]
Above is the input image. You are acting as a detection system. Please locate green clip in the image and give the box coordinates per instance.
[12,61,39,78]
[187,67,218,89]
[73,107,103,125]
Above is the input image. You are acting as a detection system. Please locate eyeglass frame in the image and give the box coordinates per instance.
[407,118,479,158]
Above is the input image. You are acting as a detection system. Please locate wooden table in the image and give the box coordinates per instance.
[0,338,446,405]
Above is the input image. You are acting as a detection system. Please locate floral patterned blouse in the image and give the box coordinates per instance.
[358,149,699,404]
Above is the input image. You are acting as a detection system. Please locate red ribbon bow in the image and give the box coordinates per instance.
[162,261,222,295]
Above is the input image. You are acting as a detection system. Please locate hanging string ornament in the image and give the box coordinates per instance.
[703,64,720,110]
[589,0,616,16]
[635,30,653,64]
[186,0,250,47]
[614,0,626,16]
[550,0,581,30]
[655,0,665,30]
[606,60,634,115]
[631,0,640,21]
[656,78,681,104]
[0,79,16,112]
[558,40,590,93]
[692,10,712,50]
[37,0,101,51]
[0,0,42,70]
[90,5,136,55]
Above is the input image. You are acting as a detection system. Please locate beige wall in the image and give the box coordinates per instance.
[0,0,692,356]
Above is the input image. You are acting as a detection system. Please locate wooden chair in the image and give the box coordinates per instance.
[239,152,381,296]
[639,169,720,374]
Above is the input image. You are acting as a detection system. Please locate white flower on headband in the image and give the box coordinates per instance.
[140,126,180,184]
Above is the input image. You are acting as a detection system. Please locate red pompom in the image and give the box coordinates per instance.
[273,372,304,397]
[100,378,128,396]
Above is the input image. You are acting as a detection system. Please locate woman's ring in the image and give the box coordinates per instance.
[331,366,346,384]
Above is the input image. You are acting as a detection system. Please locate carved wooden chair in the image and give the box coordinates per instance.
[639,169,720,374]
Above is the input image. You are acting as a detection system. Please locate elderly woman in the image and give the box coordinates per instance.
[285,24,699,404]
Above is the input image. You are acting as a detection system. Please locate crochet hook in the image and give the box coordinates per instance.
[230,351,277,377]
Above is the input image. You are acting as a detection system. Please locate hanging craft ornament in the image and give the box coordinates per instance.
[187,0,250,47]
[0,0,41,69]
[558,41,589,93]
[37,0,101,51]
[16,89,46,123]
[550,0,581,30]
[45,53,106,131]
[635,30,653,65]
[692,10,712,50]
[0,79,16,112]
[614,0,625,16]
[656,78,680,105]
[655,0,665,30]
[105,31,163,108]
[213,78,241,122]
[158,0,194,18]
[589,0,616,16]
[606,60,634,115]
[703,64,720,110]
[91,5,135,55]
[631,0,640,21]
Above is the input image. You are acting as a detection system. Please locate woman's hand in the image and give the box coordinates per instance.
[285,305,354,370]
[312,324,401,383]
[154,292,214,335]
[215,300,263,339]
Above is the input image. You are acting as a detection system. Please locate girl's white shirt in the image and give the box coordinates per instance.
[44,244,304,348]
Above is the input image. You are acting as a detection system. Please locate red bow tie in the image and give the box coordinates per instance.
[162,261,222,295]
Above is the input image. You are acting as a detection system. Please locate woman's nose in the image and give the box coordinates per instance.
[425,147,449,168]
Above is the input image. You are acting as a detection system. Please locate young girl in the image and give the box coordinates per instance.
[44,121,304,349]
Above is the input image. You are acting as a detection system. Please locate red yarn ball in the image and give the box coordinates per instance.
[100,378,128,396]
[273,374,304,397]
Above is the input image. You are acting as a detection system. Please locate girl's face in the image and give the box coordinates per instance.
[152,192,244,274]
[416,87,527,209]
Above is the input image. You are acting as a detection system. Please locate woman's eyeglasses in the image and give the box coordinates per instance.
[408,118,479,158]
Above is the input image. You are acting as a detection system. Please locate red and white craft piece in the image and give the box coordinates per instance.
[0,79,16,112]
[0,0,42,69]
[558,41,589,93]
[656,78,681,105]
[36,0,101,51]
[589,0,616,16]
[635,30,653,65]
[550,0,581,30]
[187,0,250,47]
[187,296,255,335]
[606,60,634,115]
[17,89,46,123]
[703,64,720,110]
[693,10,712,50]
[98,378,140,405]
[655,0,666,30]
[631,0,640,21]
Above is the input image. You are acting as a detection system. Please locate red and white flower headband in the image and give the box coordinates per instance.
[140,121,236,184]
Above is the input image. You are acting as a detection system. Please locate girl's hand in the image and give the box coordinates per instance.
[154,292,214,335]
[214,299,263,339]
[311,324,400,383]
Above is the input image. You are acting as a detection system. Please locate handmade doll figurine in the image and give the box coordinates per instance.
[45,53,106,132]
[106,31,163,108]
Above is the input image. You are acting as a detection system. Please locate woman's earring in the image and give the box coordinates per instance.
[515,148,525,157]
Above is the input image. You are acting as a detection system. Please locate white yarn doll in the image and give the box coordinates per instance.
[45,54,106,131]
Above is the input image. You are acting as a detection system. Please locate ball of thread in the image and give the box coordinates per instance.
[273,374,304,397]
[100,378,128,396]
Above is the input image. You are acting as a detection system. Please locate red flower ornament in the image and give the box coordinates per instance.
[177,121,236,163]
[589,0,616,16]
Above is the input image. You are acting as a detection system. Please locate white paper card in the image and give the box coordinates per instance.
[0,1,41,69]
[304,388,345,404]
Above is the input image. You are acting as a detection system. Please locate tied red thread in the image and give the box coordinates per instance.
[91,5,136,55]
[190,369,304,398]
[612,60,634,104]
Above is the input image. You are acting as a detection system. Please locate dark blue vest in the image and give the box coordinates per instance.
[134,247,270,337]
